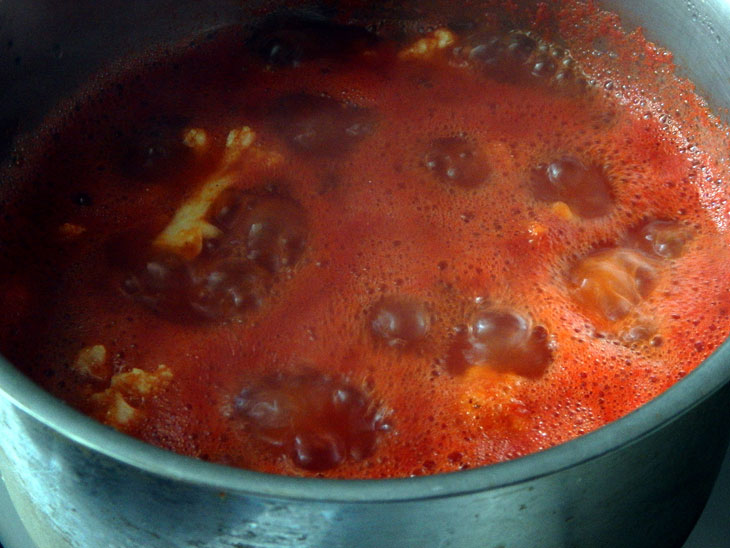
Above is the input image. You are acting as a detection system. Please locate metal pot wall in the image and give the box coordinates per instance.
[1,1,730,547]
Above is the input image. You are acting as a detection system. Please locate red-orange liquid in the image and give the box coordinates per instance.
[2,2,730,478]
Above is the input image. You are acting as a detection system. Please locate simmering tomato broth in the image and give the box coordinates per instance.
[2,1,730,478]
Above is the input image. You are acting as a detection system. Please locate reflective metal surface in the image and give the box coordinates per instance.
[3,445,730,547]
[1,1,730,547]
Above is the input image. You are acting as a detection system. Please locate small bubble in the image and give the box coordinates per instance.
[532,56,556,78]
[555,70,572,84]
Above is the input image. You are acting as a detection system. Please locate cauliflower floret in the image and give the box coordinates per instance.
[182,127,209,151]
[153,126,283,260]
[108,364,174,395]
[72,344,109,380]
[152,178,228,259]
[90,364,173,429]
[399,29,456,60]
[224,126,256,158]
[105,392,138,426]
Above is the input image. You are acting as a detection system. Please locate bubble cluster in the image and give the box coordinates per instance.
[459,30,588,92]
[121,252,269,322]
[423,135,488,188]
[120,188,308,322]
[234,371,388,471]
[210,192,308,274]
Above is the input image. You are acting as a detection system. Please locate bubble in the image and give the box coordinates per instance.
[506,32,537,62]
[532,156,614,218]
[448,307,552,378]
[370,296,431,347]
[531,55,557,78]
[569,248,658,322]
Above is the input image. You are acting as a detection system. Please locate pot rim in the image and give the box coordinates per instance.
[2,337,730,503]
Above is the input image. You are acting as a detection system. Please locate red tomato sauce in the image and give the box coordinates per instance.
[2,1,730,478]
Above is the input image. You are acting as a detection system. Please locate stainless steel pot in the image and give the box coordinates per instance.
[2,1,730,547]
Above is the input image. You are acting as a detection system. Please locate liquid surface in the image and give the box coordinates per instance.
[2,1,730,478]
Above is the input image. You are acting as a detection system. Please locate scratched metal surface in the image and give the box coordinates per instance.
[2,443,729,548]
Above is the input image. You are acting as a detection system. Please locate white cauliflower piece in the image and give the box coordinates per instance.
[182,127,209,151]
[109,364,174,395]
[153,126,282,260]
[399,29,456,60]
[105,392,138,426]
[152,176,229,260]
[72,344,109,380]
[224,126,256,159]
[90,364,173,429]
